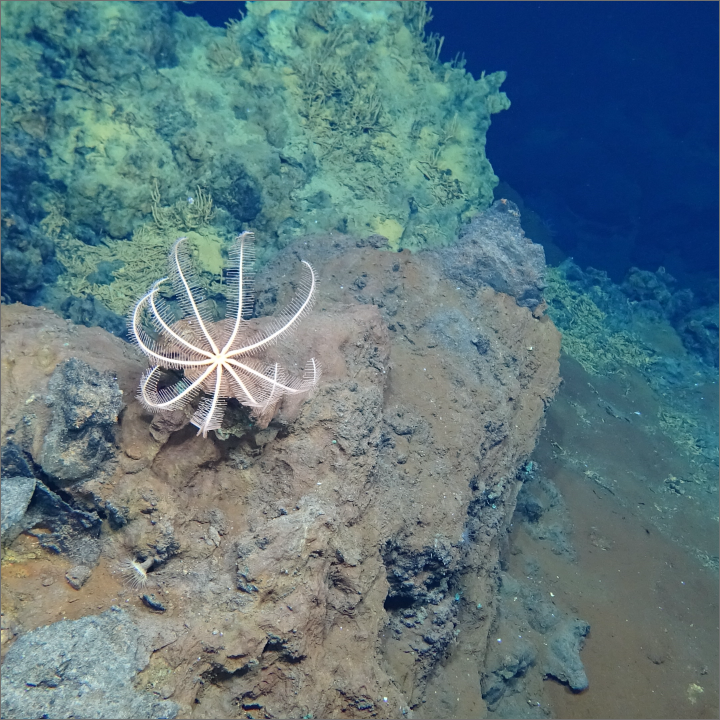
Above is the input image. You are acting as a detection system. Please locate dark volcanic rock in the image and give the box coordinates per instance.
[0,474,36,545]
[544,618,591,691]
[39,357,123,485]
[440,199,546,309]
[23,481,102,561]
[481,636,537,710]
[480,572,591,712]
[0,441,34,480]
[65,564,93,589]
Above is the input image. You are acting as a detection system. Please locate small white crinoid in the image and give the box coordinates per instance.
[119,556,154,590]
[129,232,320,437]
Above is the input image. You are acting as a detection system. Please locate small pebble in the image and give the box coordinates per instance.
[65,565,91,590]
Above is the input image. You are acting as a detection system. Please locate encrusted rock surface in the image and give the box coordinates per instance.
[441,199,547,310]
[1,232,560,719]
[479,571,591,714]
[0,608,179,719]
[39,357,123,485]
[0,474,35,546]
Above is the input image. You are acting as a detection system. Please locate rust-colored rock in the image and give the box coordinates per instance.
[0,234,560,719]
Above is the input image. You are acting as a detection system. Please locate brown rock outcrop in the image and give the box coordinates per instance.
[1,233,560,719]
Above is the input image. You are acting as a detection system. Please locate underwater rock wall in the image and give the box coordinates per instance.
[1,0,509,318]
[0,229,559,718]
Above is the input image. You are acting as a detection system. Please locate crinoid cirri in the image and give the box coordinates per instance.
[129,232,320,436]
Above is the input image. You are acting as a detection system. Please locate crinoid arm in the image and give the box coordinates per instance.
[272,357,321,398]
[225,356,320,405]
[227,258,318,357]
[137,366,207,415]
[222,231,256,350]
[168,237,221,353]
[190,394,227,438]
[128,280,213,369]
[241,357,322,429]
[299,357,322,392]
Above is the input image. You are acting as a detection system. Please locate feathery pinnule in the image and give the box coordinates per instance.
[128,232,320,437]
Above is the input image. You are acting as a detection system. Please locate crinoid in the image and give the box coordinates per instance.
[129,232,320,437]
[119,556,154,590]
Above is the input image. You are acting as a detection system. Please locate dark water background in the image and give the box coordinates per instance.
[182,1,719,295]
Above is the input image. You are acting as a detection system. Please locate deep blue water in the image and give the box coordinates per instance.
[428,1,719,295]
[182,1,719,296]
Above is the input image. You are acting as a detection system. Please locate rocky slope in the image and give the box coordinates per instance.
[1,230,559,719]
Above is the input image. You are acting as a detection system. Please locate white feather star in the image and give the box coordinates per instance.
[129,232,320,437]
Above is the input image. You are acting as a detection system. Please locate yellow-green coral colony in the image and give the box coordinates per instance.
[543,267,657,375]
[1,1,509,315]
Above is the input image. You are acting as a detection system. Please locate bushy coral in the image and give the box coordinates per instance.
[544,266,658,375]
[1,0,509,319]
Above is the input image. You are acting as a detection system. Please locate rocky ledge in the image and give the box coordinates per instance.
[1,226,560,719]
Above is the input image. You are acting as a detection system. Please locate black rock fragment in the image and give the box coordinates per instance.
[39,357,123,485]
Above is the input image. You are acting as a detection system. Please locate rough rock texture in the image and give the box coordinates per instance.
[679,304,720,368]
[65,564,92,590]
[39,357,124,485]
[0,475,35,545]
[0,302,143,459]
[440,199,547,309]
[543,619,590,691]
[20,481,102,561]
[1,443,37,546]
[0,440,35,480]
[481,635,537,710]
[0,231,560,719]
[0,439,103,559]
[479,571,591,714]
[0,607,179,719]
